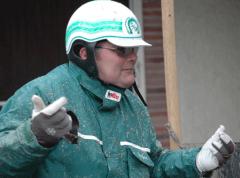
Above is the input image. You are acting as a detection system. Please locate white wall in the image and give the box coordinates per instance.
[174,0,240,145]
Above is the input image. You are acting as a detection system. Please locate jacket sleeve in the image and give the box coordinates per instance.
[151,147,201,178]
[148,126,201,178]
[0,85,51,177]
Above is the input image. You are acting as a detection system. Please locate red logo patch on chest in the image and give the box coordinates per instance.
[105,90,121,102]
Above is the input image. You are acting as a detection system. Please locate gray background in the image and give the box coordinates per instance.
[174,0,240,145]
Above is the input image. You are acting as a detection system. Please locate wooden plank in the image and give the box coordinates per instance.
[161,0,181,149]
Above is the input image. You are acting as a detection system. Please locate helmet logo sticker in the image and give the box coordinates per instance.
[125,18,140,35]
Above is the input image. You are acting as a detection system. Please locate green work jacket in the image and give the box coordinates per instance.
[0,62,201,178]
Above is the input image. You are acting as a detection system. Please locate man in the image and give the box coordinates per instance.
[0,1,235,178]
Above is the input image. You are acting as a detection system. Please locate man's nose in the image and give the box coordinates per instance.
[126,52,137,62]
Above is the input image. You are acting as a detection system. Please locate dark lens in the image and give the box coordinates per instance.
[116,47,138,56]
[116,47,126,55]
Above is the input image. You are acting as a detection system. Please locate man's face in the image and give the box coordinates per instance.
[94,41,138,88]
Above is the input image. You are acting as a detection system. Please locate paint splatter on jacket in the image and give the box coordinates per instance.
[0,62,201,178]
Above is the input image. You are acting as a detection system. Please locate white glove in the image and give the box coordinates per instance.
[31,95,72,147]
[196,125,235,173]
[32,95,69,117]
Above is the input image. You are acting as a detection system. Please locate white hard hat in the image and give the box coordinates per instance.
[65,0,151,54]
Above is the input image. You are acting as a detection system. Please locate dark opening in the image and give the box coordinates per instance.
[0,0,129,100]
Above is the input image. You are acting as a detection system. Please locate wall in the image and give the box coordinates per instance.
[143,0,169,147]
[174,0,240,145]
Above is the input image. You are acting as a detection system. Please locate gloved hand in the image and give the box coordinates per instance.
[31,95,72,147]
[196,125,235,174]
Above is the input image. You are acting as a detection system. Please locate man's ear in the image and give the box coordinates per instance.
[78,47,87,60]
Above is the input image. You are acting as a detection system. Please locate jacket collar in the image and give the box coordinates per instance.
[68,62,125,110]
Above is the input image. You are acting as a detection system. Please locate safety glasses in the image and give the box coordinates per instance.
[95,46,138,57]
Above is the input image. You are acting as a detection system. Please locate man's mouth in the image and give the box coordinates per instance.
[122,68,133,71]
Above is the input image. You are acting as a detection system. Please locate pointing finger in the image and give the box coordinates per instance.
[215,125,225,135]
[41,97,68,116]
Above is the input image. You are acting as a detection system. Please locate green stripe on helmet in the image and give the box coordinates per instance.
[66,21,123,43]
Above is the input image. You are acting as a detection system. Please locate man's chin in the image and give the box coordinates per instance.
[122,80,135,89]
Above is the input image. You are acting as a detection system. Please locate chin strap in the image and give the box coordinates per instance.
[132,82,147,106]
